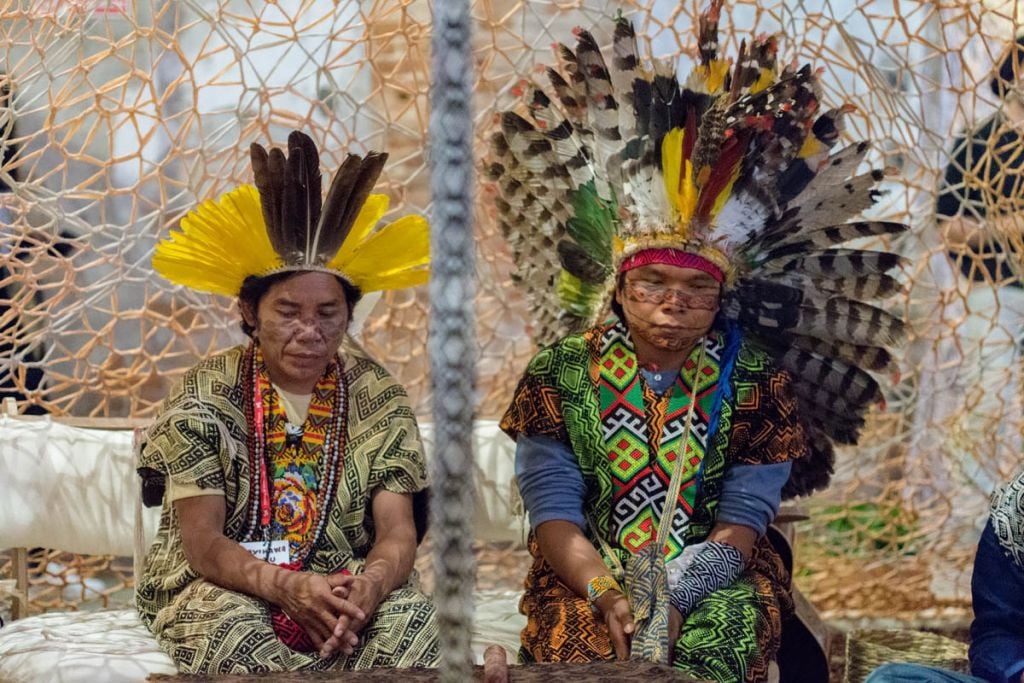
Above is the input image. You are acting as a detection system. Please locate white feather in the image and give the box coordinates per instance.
[712,190,771,248]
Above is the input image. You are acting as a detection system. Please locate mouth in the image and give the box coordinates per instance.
[288,352,324,362]
[652,324,694,333]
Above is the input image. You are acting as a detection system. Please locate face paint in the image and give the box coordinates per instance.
[626,313,705,352]
[624,281,720,311]
[245,272,351,392]
[617,263,721,355]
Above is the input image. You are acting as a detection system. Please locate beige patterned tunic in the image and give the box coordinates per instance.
[136,340,438,674]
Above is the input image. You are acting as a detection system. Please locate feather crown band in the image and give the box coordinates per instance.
[153,131,430,297]
[487,1,908,497]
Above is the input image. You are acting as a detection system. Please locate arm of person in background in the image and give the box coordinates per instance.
[518,435,635,660]
[934,118,1024,247]
[176,495,364,653]
[939,213,1024,246]
[321,489,419,657]
[969,519,1024,683]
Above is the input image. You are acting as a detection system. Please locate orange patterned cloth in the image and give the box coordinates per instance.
[519,534,793,680]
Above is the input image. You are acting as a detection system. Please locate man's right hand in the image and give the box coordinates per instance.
[594,590,634,660]
[274,571,365,651]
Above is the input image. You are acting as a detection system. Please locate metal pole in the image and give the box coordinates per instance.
[429,0,476,678]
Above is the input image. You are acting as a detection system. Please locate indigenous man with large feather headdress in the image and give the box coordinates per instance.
[137,132,438,673]
[492,3,906,680]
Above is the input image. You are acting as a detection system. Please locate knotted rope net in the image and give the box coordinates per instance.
[1,0,1021,632]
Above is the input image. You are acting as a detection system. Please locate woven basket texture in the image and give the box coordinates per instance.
[844,629,969,683]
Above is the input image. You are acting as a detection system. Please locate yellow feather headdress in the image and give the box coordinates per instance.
[153,131,429,297]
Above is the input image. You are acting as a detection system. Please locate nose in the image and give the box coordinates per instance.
[292,318,325,341]
[659,289,689,310]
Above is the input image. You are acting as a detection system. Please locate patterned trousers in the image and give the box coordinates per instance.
[149,579,439,674]
[519,543,788,683]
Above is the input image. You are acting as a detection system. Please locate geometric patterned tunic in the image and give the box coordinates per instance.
[501,321,807,682]
[136,339,438,673]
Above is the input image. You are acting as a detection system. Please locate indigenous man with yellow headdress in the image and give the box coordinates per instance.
[490,3,906,681]
[136,132,437,673]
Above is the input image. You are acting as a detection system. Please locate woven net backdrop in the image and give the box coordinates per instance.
[1,0,1022,623]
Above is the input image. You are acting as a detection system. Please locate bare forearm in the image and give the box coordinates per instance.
[176,496,292,605]
[535,520,612,597]
[942,214,1024,244]
[706,521,757,560]
[182,530,292,604]
[361,531,416,593]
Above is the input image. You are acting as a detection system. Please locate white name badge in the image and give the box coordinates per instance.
[240,540,291,566]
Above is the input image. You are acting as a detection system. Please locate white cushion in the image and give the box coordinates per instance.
[0,417,160,557]
[0,609,177,683]
[419,420,523,543]
[0,590,524,682]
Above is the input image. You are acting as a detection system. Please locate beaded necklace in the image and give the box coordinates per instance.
[244,343,347,567]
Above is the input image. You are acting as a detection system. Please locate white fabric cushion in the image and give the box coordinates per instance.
[0,610,177,683]
[0,416,160,557]
[419,420,523,543]
[0,591,524,681]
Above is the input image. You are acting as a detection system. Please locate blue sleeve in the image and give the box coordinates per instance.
[515,435,586,531]
[969,521,1024,683]
[716,462,792,536]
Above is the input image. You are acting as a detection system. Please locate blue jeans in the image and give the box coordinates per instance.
[865,663,986,683]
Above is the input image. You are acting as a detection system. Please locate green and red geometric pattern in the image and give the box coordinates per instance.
[597,322,723,561]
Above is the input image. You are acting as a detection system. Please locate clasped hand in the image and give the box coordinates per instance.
[274,571,383,658]
[320,572,385,658]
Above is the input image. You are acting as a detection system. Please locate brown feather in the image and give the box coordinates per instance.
[249,143,279,250]
[315,151,388,264]
[286,131,323,261]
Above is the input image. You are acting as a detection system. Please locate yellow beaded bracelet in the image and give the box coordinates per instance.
[586,575,623,605]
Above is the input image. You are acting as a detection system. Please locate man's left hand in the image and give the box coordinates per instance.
[319,573,386,658]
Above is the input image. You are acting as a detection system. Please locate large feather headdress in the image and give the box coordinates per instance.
[153,131,429,296]
[487,2,907,496]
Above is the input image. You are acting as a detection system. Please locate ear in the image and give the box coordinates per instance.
[239,299,258,333]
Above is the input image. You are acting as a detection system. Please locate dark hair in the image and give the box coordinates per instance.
[991,36,1024,97]
[237,271,362,338]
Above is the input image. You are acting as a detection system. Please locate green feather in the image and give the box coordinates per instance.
[565,180,617,271]
[558,270,606,318]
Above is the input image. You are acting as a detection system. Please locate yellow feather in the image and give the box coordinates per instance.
[152,185,279,296]
[750,67,775,93]
[706,60,731,93]
[661,128,698,226]
[358,267,429,293]
[331,214,430,293]
[708,165,742,220]
[798,134,825,160]
[662,128,685,219]
[679,159,697,225]
[154,184,429,297]
[330,194,390,267]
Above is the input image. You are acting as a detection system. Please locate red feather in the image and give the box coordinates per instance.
[695,132,747,220]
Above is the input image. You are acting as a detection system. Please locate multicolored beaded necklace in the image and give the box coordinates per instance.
[243,343,347,568]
